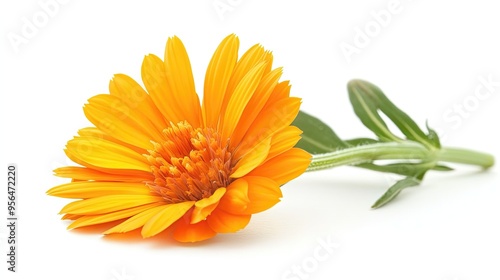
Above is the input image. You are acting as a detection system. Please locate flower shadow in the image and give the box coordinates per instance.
[62,216,284,248]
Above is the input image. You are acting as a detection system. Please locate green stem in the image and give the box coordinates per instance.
[306,142,494,172]
[439,147,495,169]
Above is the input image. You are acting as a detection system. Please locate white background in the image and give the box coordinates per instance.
[1,0,499,279]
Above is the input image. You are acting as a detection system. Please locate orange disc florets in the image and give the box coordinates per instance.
[146,121,233,203]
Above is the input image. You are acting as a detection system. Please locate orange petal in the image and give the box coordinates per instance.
[218,179,249,214]
[164,36,202,127]
[65,136,151,172]
[141,201,195,238]
[266,80,291,105]
[173,215,217,243]
[206,208,251,233]
[67,202,164,230]
[266,126,303,161]
[59,194,164,215]
[221,61,268,140]
[230,136,271,178]
[247,148,311,185]
[235,97,301,159]
[220,44,269,120]
[230,67,283,145]
[225,44,266,96]
[240,176,282,215]
[203,34,239,128]
[47,182,151,199]
[219,176,281,215]
[190,188,226,224]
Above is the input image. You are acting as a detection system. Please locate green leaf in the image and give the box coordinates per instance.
[426,122,441,149]
[356,162,429,177]
[432,165,454,171]
[292,111,348,154]
[348,82,401,142]
[347,79,440,149]
[371,176,422,209]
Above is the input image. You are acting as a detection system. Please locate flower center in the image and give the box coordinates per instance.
[146,121,233,203]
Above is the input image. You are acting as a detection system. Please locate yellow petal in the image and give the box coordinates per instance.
[141,201,195,238]
[247,148,311,185]
[109,74,167,133]
[240,176,282,215]
[164,36,202,127]
[84,94,160,149]
[67,202,164,230]
[221,61,267,139]
[230,136,271,178]
[61,214,81,220]
[59,195,164,215]
[53,166,154,182]
[206,208,251,233]
[104,204,170,234]
[47,182,151,199]
[203,34,239,128]
[218,179,249,214]
[65,136,151,172]
[76,127,146,155]
[142,54,192,124]
[190,188,226,224]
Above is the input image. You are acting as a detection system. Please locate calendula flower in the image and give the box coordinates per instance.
[47,34,311,242]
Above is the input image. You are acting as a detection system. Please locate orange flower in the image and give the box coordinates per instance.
[47,34,311,242]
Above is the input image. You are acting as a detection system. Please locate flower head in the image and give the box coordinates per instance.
[47,34,311,242]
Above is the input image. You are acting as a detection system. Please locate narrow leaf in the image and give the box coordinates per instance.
[356,162,429,177]
[348,79,441,149]
[426,122,441,148]
[432,165,454,172]
[292,110,348,154]
[371,176,421,209]
[347,81,401,142]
